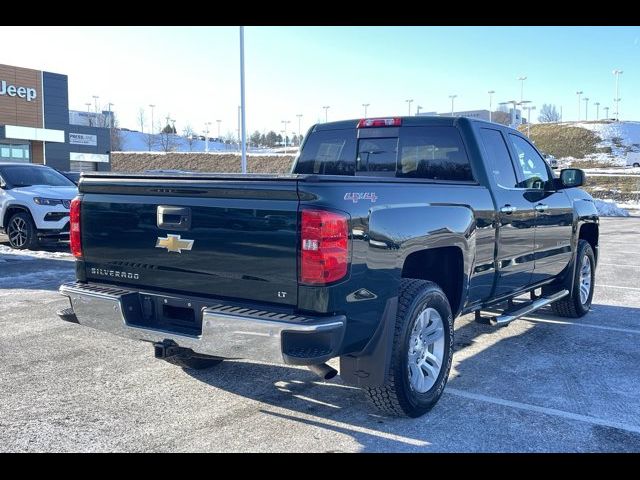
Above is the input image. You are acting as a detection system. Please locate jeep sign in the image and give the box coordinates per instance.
[0,80,37,102]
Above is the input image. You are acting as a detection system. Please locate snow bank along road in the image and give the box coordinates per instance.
[1,219,640,452]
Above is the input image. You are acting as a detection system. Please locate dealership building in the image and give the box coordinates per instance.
[0,63,111,171]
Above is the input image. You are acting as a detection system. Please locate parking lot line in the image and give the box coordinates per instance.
[446,388,640,435]
[597,284,640,291]
[598,263,640,268]
[522,317,640,335]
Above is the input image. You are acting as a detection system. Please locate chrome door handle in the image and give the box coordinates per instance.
[535,204,549,212]
[500,205,517,214]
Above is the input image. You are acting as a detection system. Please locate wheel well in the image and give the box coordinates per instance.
[579,223,599,263]
[401,246,464,315]
[2,206,32,230]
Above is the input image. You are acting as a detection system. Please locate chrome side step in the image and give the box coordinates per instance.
[491,289,569,326]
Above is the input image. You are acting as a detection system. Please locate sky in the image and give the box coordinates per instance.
[1,26,639,137]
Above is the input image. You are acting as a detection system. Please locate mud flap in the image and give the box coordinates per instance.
[339,296,398,387]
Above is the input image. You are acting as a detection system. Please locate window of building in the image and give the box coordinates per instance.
[0,143,30,163]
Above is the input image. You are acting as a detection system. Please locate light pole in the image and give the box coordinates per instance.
[613,69,623,121]
[216,119,222,139]
[406,99,413,116]
[239,26,247,173]
[416,105,422,115]
[92,95,99,114]
[449,95,457,116]
[517,76,527,104]
[499,100,518,128]
[604,106,610,120]
[149,104,155,134]
[583,97,589,121]
[524,105,536,137]
[281,120,290,154]
[85,102,91,113]
[296,114,303,146]
[362,103,370,117]
[204,122,211,152]
[594,102,600,121]
[323,106,330,123]
[576,91,583,121]
[107,102,114,128]
[488,90,495,122]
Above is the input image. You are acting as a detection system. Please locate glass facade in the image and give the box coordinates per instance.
[0,142,30,163]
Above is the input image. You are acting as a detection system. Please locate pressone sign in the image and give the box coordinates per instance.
[0,80,37,102]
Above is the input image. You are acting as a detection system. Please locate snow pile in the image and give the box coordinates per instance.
[576,121,640,159]
[0,245,73,261]
[593,199,630,217]
[120,130,229,153]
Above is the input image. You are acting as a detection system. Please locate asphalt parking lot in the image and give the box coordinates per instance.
[1,217,640,452]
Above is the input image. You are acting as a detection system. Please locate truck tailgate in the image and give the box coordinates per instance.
[78,175,299,306]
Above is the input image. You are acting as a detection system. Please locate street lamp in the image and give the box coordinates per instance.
[517,76,527,104]
[296,114,303,146]
[604,106,610,120]
[204,122,211,152]
[149,104,156,134]
[576,91,583,121]
[613,69,623,121]
[216,119,222,139]
[85,102,91,113]
[405,99,413,116]
[362,103,370,117]
[322,106,330,123]
[92,95,99,113]
[523,105,536,137]
[449,95,457,116]
[594,102,600,121]
[488,90,495,122]
[281,120,291,154]
[499,100,518,128]
[107,102,114,128]
[416,105,423,115]
[583,97,589,121]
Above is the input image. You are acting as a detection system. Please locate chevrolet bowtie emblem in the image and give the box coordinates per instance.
[156,234,194,253]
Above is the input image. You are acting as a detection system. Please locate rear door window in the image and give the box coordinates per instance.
[397,126,473,181]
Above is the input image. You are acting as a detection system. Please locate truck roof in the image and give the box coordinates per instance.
[313,115,518,133]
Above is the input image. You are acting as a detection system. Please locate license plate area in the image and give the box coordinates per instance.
[127,293,205,336]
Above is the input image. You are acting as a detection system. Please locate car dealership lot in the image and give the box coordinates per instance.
[1,217,640,452]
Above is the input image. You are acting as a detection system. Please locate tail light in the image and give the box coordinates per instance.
[300,209,349,285]
[70,197,82,258]
[357,117,402,128]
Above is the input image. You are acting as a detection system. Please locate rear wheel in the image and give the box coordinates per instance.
[165,353,224,370]
[6,212,39,250]
[633,163,640,168]
[365,279,454,417]
[552,239,595,318]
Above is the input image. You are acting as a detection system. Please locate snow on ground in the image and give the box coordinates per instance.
[593,199,630,217]
[0,244,73,261]
[583,167,640,175]
[119,131,296,155]
[576,121,640,156]
[0,269,74,288]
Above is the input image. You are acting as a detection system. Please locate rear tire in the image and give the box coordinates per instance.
[365,279,454,418]
[165,353,224,370]
[6,212,39,250]
[633,163,640,168]
[551,240,595,318]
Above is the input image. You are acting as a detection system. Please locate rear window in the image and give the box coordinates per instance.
[294,125,473,181]
[294,130,357,175]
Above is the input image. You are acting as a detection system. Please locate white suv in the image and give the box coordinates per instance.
[0,163,78,250]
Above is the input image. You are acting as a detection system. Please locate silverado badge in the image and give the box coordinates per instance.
[156,234,194,253]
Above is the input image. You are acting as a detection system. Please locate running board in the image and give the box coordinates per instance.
[491,289,569,325]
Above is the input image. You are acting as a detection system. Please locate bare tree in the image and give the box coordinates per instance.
[138,108,146,133]
[183,124,196,151]
[538,104,561,123]
[144,132,157,152]
[109,115,124,151]
[158,130,178,152]
[491,111,512,126]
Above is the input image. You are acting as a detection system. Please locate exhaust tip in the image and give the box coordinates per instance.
[308,363,338,380]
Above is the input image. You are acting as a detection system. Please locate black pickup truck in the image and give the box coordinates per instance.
[58,116,599,417]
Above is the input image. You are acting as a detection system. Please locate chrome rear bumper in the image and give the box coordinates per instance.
[58,282,345,365]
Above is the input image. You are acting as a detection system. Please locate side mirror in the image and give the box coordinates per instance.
[559,168,585,188]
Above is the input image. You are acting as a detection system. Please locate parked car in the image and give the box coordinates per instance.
[57,171,81,185]
[0,163,78,249]
[542,153,558,169]
[626,152,640,168]
[57,116,598,418]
